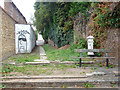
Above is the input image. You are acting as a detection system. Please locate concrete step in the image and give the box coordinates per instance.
[6,60,95,65]
[86,72,106,77]
[25,61,50,65]
[34,59,50,62]
[40,56,47,60]
[1,75,87,79]
[40,54,46,56]
[1,78,118,88]
[24,61,95,65]
[2,87,119,90]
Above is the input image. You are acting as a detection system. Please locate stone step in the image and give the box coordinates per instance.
[86,72,106,77]
[1,78,118,88]
[7,60,95,65]
[25,61,50,65]
[25,61,95,65]
[113,71,120,76]
[34,59,50,63]
[2,87,119,89]
[40,56,47,59]
[40,54,46,56]
[2,75,87,79]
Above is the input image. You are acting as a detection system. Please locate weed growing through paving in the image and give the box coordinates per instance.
[61,84,67,88]
[2,64,14,74]
[90,64,94,67]
[82,83,95,88]
[98,64,103,67]
[111,84,115,87]
[82,72,86,74]
[0,84,6,88]
[82,64,88,67]
[91,67,98,71]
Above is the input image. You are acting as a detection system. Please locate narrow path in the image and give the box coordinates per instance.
[32,46,50,64]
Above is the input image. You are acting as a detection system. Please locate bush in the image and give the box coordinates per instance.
[48,25,74,48]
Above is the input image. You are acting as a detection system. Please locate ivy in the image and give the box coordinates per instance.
[90,2,120,48]
[34,2,91,47]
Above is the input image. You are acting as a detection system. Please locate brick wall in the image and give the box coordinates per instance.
[0,7,16,60]
[0,8,2,60]
[4,2,27,24]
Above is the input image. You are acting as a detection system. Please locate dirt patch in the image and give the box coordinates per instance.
[59,45,70,50]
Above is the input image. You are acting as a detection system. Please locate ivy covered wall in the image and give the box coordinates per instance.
[73,2,120,65]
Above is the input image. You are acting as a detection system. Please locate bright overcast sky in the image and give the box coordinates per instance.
[12,0,36,23]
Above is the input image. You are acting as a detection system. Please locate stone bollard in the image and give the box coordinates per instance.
[87,36,94,56]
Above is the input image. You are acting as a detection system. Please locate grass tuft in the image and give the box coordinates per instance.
[43,44,87,61]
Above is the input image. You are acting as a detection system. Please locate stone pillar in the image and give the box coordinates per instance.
[87,36,94,56]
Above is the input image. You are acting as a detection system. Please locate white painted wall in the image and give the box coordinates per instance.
[15,24,36,54]
[0,0,4,9]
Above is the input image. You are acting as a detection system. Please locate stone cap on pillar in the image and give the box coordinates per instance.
[87,36,94,39]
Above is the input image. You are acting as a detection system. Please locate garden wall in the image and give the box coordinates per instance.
[73,12,87,44]
[102,28,120,65]
[0,7,16,60]
[73,3,119,65]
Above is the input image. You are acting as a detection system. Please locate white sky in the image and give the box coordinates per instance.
[12,0,36,23]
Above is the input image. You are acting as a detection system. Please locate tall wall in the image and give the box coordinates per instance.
[0,7,16,60]
[0,7,2,60]
[102,28,120,65]
[73,5,119,65]
[73,12,87,44]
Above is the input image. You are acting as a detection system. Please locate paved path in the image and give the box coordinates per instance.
[40,46,46,56]
[33,46,49,63]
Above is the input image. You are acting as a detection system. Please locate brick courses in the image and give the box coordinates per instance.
[0,7,16,60]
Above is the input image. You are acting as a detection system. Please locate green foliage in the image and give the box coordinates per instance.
[94,5,120,28]
[98,64,103,67]
[69,37,87,52]
[2,64,14,73]
[49,25,73,47]
[34,2,91,47]
[8,54,40,64]
[0,84,6,88]
[43,40,87,61]
[82,83,95,88]
[90,2,120,48]
[62,84,67,88]
[111,84,115,87]
[2,64,82,76]
[34,2,56,38]
[94,52,102,57]
[43,44,78,61]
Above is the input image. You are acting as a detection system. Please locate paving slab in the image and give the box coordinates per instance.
[81,61,95,64]
[92,72,106,76]
[25,61,50,65]
[9,62,16,65]
[113,71,120,76]
[40,46,46,56]
[1,78,118,88]
[2,75,87,79]
[86,73,93,77]
[34,59,49,62]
